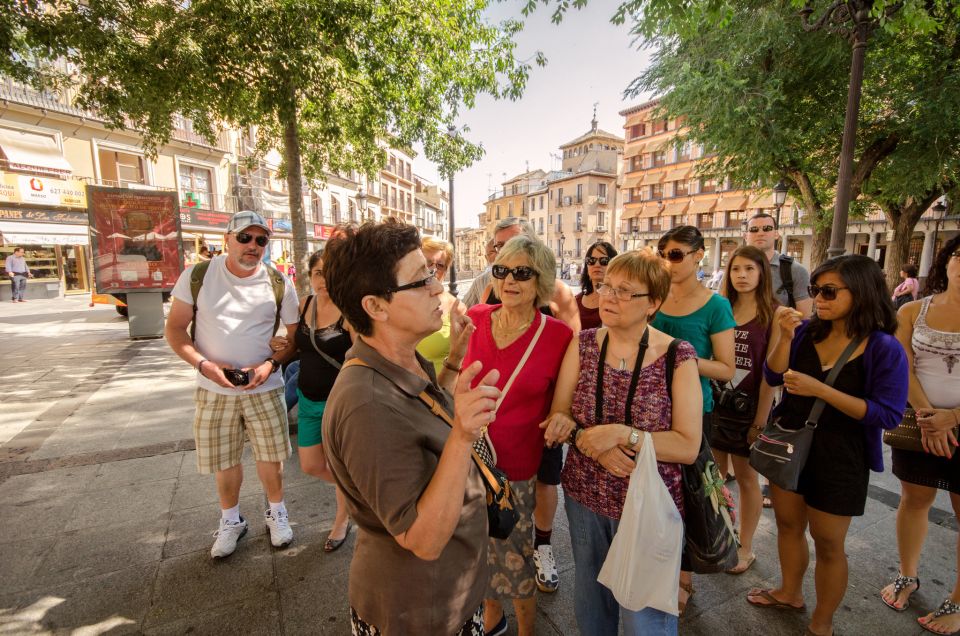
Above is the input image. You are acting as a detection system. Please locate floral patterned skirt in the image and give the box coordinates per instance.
[350,605,483,636]
[487,477,537,600]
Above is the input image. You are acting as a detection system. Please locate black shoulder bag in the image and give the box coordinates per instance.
[778,254,796,309]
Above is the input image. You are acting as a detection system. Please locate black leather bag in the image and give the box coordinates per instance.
[681,436,740,573]
[749,337,863,491]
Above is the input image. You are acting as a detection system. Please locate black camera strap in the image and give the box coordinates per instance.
[595,327,649,427]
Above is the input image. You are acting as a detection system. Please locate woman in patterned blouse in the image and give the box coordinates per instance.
[540,250,701,635]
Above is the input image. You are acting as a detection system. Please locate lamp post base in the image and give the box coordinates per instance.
[826,246,846,260]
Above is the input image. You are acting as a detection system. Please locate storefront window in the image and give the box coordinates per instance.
[0,244,58,279]
[179,165,214,210]
[786,238,805,261]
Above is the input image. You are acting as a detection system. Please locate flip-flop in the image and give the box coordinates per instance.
[324,520,353,553]
[761,484,773,508]
[679,581,695,616]
[747,588,806,612]
[726,553,757,575]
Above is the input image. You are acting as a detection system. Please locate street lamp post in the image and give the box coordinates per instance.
[559,232,566,279]
[931,198,948,258]
[773,180,789,251]
[446,124,459,297]
[355,189,368,222]
[800,1,902,260]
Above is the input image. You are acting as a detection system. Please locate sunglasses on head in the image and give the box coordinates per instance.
[384,269,438,294]
[492,264,538,281]
[807,284,849,301]
[235,232,269,247]
[657,248,698,263]
[747,225,776,233]
[586,256,610,266]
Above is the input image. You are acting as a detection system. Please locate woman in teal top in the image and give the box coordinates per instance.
[651,225,736,615]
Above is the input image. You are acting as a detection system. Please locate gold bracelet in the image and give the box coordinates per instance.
[443,357,462,373]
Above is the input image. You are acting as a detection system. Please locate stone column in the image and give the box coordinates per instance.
[919,230,936,278]
[713,237,722,272]
[866,232,878,261]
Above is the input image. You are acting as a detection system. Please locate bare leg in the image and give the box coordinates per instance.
[299,444,349,540]
[918,492,960,634]
[747,485,807,607]
[484,599,503,632]
[215,464,243,509]
[514,596,537,636]
[255,460,284,503]
[730,454,762,570]
[806,506,853,636]
[881,481,934,608]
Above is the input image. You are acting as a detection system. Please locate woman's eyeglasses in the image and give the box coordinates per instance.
[492,264,538,281]
[658,248,698,263]
[384,269,438,294]
[430,260,448,271]
[596,283,650,302]
[807,284,849,301]
[746,225,776,233]
[235,232,269,247]
[586,256,610,266]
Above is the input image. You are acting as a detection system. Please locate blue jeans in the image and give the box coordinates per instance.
[10,274,27,301]
[283,361,299,411]
[565,494,678,636]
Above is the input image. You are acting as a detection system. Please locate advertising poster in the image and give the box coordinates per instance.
[86,186,184,293]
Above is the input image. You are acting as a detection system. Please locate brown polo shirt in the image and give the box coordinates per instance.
[322,337,488,634]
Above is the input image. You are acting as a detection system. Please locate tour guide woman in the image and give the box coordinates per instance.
[321,220,501,635]
[543,249,701,634]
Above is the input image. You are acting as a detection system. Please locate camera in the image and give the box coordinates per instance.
[714,383,754,415]
[223,368,250,386]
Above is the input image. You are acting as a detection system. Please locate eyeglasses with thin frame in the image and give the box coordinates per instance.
[429,259,448,271]
[586,256,611,266]
[234,232,269,247]
[951,251,960,260]
[384,269,438,294]
[658,248,698,263]
[807,284,849,301]
[491,264,538,281]
[746,225,776,233]
[596,283,650,302]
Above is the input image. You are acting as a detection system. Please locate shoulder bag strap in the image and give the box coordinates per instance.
[805,336,864,426]
[779,254,796,309]
[307,295,343,370]
[493,312,547,413]
[341,358,503,496]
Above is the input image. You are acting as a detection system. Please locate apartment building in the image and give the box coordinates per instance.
[454,226,487,277]
[619,98,958,275]
[482,169,546,237]
[414,176,449,240]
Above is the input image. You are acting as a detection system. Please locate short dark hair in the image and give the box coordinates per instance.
[657,225,705,252]
[900,263,919,278]
[323,220,422,337]
[924,234,960,295]
[13,246,24,253]
[808,254,897,341]
[746,212,778,230]
[580,241,618,294]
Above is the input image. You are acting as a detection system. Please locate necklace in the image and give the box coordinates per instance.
[494,310,534,335]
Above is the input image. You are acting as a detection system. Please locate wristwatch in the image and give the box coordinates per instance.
[265,357,281,373]
[628,429,640,449]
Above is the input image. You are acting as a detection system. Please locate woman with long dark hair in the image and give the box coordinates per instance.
[880,235,960,635]
[748,255,907,636]
[712,245,779,574]
[577,241,618,330]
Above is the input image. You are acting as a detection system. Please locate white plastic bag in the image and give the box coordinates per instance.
[597,431,684,615]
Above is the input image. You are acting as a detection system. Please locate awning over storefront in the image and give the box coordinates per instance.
[664,166,693,183]
[621,175,643,190]
[624,141,649,159]
[747,193,774,209]
[639,205,662,218]
[688,199,717,215]
[0,220,88,245]
[715,196,748,212]
[640,171,665,186]
[0,128,73,175]
[662,201,689,216]
[621,205,642,220]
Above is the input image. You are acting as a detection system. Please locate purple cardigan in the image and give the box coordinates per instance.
[763,321,908,472]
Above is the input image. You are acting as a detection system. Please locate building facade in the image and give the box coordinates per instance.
[482,169,546,237]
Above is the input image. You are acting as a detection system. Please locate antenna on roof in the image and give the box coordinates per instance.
[592,102,599,132]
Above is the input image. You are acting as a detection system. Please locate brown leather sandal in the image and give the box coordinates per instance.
[679,581,695,616]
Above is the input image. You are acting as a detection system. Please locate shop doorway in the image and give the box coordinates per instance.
[60,244,90,293]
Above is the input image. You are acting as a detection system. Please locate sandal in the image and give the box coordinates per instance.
[678,581,695,616]
[761,484,773,509]
[920,598,960,635]
[726,552,757,575]
[323,520,353,553]
[881,572,920,611]
[746,588,806,612]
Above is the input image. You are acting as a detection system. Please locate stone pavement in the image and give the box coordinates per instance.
[0,296,954,635]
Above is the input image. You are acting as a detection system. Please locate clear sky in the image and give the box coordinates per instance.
[412,0,654,230]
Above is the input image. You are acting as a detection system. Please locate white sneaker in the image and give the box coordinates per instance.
[265,508,293,548]
[210,516,248,559]
[533,544,559,593]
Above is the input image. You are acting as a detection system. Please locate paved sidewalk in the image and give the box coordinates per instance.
[0,297,951,634]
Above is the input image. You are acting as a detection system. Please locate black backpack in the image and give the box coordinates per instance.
[778,254,796,309]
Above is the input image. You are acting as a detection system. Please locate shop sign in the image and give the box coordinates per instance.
[272,219,292,232]
[0,172,88,208]
[314,224,335,239]
[179,207,231,230]
[0,207,88,223]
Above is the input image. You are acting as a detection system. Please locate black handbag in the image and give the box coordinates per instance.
[883,407,960,453]
[681,435,740,573]
[749,337,863,491]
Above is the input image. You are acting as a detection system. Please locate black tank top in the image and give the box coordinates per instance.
[294,295,352,402]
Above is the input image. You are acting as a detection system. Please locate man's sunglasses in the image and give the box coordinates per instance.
[492,264,538,281]
[384,269,438,294]
[586,256,611,266]
[807,284,849,301]
[657,248,698,263]
[746,225,776,233]
[235,232,269,247]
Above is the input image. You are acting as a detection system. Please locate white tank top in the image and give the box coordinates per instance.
[912,296,960,409]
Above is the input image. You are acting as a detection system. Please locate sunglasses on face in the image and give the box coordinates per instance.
[491,264,538,281]
[657,248,698,263]
[807,284,849,301]
[586,256,611,266]
[235,232,269,247]
[747,225,776,233]
[384,269,438,294]
[596,283,650,302]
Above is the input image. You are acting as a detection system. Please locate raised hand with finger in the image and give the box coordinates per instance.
[452,361,501,444]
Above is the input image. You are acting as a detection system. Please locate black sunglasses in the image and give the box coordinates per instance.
[235,232,269,247]
[807,284,849,301]
[586,256,611,266]
[746,225,776,233]
[384,269,438,294]
[657,248,698,263]
[492,264,538,282]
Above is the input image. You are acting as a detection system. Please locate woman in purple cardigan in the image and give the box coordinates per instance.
[746,254,907,636]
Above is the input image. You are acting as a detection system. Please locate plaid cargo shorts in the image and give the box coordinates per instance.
[193,386,291,474]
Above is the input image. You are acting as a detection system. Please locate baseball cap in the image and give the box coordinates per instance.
[226,210,271,235]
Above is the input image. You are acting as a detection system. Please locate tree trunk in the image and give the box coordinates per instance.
[810,221,831,269]
[282,96,310,298]
[883,204,927,291]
